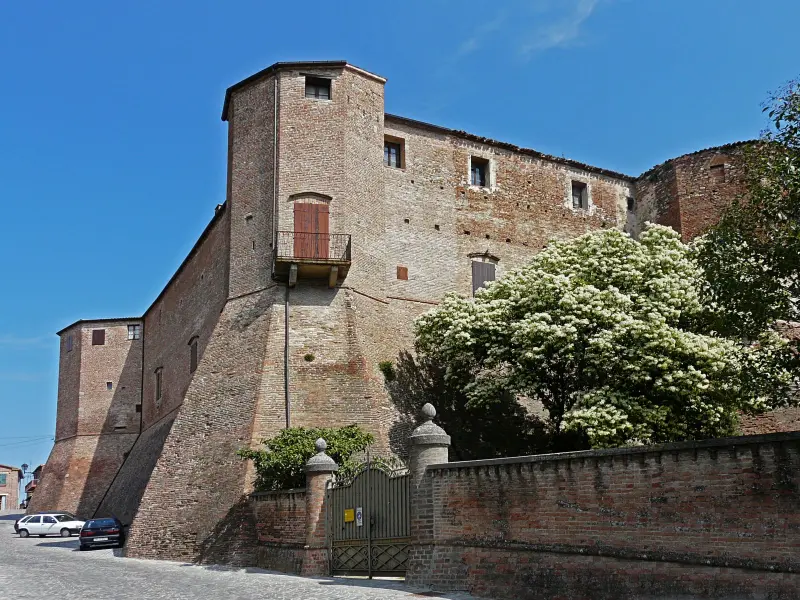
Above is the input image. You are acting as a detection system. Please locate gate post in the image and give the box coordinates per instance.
[409,403,450,487]
[407,404,450,584]
[303,438,338,576]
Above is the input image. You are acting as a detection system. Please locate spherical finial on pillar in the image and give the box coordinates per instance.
[409,403,450,486]
[305,437,338,473]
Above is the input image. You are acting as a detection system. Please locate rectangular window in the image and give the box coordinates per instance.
[127,324,141,340]
[471,260,496,295]
[396,266,409,280]
[189,338,199,374]
[305,76,331,100]
[106,382,113,391]
[572,181,588,210]
[92,329,106,346]
[135,404,142,413]
[470,157,489,187]
[0,474,6,486]
[384,139,403,168]
[627,196,635,211]
[66,335,73,352]
[155,368,163,405]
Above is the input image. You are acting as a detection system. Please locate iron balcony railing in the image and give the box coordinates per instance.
[276,231,351,262]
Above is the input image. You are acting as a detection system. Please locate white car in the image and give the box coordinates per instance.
[16,514,86,538]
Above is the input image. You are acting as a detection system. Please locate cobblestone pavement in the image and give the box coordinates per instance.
[0,511,479,600]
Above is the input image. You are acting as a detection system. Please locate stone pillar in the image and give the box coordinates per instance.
[407,403,450,585]
[409,403,451,487]
[302,438,337,576]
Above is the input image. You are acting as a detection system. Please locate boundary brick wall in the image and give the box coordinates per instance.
[407,431,800,600]
[250,490,308,573]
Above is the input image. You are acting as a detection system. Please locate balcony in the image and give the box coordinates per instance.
[274,231,352,287]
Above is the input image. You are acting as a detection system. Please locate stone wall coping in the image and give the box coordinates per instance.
[249,488,306,499]
[427,430,800,472]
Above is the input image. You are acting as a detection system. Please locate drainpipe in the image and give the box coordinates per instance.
[284,285,291,428]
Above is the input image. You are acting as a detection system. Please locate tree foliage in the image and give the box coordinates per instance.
[698,79,800,337]
[411,225,796,449]
[239,424,377,491]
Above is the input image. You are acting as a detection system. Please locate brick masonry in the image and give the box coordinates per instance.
[35,60,797,566]
[0,465,21,510]
[407,432,800,599]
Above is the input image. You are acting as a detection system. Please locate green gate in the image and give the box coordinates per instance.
[327,461,410,577]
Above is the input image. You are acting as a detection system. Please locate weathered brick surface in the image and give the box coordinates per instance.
[142,206,230,430]
[30,320,142,517]
[125,289,276,563]
[633,143,748,241]
[407,432,800,599]
[94,413,177,524]
[28,433,138,518]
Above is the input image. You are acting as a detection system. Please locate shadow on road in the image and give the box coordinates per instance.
[36,539,80,549]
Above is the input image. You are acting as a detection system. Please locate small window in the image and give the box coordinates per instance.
[396,266,409,280]
[92,329,106,346]
[305,76,331,100]
[0,474,6,486]
[470,157,489,187]
[571,181,588,210]
[384,138,404,168]
[114,425,126,430]
[66,335,73,352]
[135,404,142,413]
[127,324,141,340]
[43,516,56,524]
[189,337,199,374]
[471,260,496,295]
[710,163,725,182]
[106,382,113,391]
[627,196,635,211]
[155,368,163,406]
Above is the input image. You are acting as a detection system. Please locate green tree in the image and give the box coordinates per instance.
[698,79,800,337]
[411,225,796,449]
[239,424,377,491]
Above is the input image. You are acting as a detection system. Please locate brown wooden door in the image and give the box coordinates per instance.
[293,203,329,259]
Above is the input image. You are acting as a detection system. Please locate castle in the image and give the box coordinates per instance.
[31,60,790,562]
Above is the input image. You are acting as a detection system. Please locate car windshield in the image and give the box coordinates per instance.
[85,519,116,528]
[54,514,73,522]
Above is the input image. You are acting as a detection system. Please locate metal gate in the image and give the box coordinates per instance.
[327,460,410,577]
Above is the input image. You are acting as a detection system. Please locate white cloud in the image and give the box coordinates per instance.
[520,0,600,56]
[455,12,507,58]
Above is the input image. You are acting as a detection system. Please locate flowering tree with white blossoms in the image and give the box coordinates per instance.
[414,225,796,449]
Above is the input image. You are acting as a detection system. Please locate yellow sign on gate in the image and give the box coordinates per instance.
[344,508,355,523]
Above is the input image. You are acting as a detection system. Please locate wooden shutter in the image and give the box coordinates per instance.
[471,261,496,295]
[314,203,329,259]
[92,329,106,346]
[294,203,313,258]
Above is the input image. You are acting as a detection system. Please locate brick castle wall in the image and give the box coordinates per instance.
[407,432,800,599]
[37,60,795,567]
[30,320,142,517]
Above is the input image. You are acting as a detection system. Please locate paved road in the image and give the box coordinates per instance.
[0,511,476,600]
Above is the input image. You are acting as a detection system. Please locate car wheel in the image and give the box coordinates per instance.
[60,529,71,537]
[79,544,87,551]
[19,529,29,538]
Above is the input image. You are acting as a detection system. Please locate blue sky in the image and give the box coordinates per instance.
[1,0,798,478]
